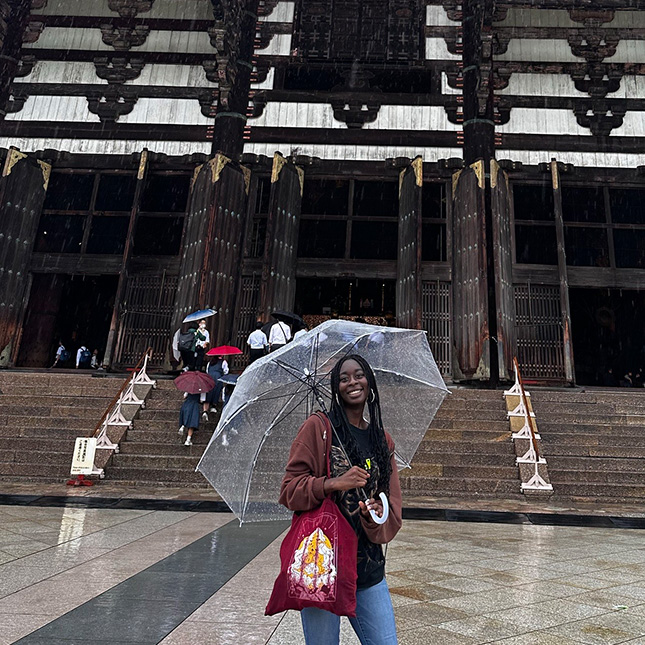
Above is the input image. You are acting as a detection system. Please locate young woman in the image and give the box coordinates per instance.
[202,354,229,420]
[279,354,401,645]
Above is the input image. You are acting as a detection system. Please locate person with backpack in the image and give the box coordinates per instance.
[76,345,91,369]
[51,341,70,368]
[178,325,198,371]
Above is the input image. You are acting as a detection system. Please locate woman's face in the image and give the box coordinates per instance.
[199,320,206,329]
[338,359,369,408]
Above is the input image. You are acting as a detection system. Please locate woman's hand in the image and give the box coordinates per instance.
[359,497,383,519]
[323,466,370,493]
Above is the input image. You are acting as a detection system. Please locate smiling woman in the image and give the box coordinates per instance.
[275,354,402,645]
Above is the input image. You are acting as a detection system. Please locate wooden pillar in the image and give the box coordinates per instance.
[396,156,423,329]
[550,159,576,384]
[0,0,31,119]
[210,0,260,158]
[103,150,148,368]
[259,153,303,318]
[0,148,51,366]
[490,160,516,380]
[451,162,489,380]
[173,154,250,347]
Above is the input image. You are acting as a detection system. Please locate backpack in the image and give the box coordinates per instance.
[60,349,71,362]
[178,331,195,351]
[79,348,91,365]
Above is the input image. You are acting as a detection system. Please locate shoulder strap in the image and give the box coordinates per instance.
[314,411,332,478]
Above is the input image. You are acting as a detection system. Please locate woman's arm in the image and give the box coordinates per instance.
[358,434,403,544]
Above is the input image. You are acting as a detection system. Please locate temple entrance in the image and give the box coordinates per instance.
[295,278,396,327]
[570,288,645,387]
[17,274,118,368]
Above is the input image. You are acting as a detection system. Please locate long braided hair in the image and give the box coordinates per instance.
[329,354,392,495]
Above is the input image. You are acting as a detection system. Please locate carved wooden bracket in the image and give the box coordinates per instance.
[330,98,381,128]
[94,56,145,83]
[442,1,462,22]
[107,0,156,18]
[1,90,28,117]
[23,21,44,44]
[569,9,615,28]
[198,90,219,118]
[254,22,274,50]
[573,100,627,136]
[100,24,150,50]
[15,54,36,78]
[493,31,511,55]
[570,63,622,98]
[31,0,48,8]
[251,58,271,85]
[567,32,620,63]
[203,58,237,108]
[87,89,137,122]
[249,91,267,118]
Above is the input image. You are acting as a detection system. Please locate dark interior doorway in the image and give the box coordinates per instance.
[18,274,118,367]
[295,278,395,319]
[570,288,645,386]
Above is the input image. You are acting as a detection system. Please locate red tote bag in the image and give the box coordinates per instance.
[265,414,358,617]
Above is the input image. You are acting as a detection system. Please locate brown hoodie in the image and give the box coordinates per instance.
[278,413,403,545]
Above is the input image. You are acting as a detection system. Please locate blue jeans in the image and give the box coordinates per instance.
[301,578,398,645]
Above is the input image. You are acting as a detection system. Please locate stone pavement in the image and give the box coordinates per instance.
[1,503,645,645]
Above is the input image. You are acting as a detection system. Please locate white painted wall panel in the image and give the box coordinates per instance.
[119,98,211,125]
[13,61,107,85]
[501,149,645,168]
[621,76,645,100]
[127,64,215,87]
[426,6,456,26]
[133,31,213,54]
[244,142,463,162]
[148,0,213,20]
[0,137,211,156]
[34,0,113,17]
[365,105,460,131]
[259,2,294,23]
[24,27,109,51]
[497,73,585,98]
[251,67,275,90]
[249,102,342,129]
[259,34,292,56]
[425,38,460,60]
[6,95,99,122]
[497,108,590,136]
[497,39,583,62]
[610,41,645,64]
[610,112,645,138]
[498,8,645,29]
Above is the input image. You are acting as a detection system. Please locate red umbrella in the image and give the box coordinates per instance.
[206,345,243,356]
[174,371,215,394]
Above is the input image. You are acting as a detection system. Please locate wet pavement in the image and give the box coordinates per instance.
[1,503,645,644]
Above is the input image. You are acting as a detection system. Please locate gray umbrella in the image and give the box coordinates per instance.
[197,320,449,523]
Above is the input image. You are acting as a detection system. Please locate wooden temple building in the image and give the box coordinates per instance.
[0,0,644,385]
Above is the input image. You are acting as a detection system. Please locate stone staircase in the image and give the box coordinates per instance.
[533,389,645,503]
[0,372,122,483]
[105,379,216,486]
[402,388,523,499]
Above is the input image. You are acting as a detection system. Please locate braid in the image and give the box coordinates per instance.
[329,354,392,495]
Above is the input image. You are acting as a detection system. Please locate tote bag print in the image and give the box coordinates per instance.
[289,521,338,601]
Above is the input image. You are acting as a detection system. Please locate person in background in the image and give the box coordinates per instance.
[178,324,197,371]
[51,341,68,368]
[194,319,210,371]
[247,321,268,362]
[76,344,91,369]
[90,349,100,369]
[269,317,291,352]
[203,354,229,420]
[178,392,201,447]
[293,324,308,341]
[171,328,182,369]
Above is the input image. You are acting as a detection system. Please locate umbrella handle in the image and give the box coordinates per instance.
[369,492,389,525]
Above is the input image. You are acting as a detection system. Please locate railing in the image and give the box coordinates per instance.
[506,357,553,492]
[92,347,155,451]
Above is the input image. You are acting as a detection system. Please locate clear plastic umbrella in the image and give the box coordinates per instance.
[197,320,449,523]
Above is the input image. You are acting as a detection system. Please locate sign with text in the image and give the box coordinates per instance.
[70,437,97,475]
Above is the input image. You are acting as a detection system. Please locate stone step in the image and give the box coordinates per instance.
[416,440,515,455]
[433,408,507,420]
[538,422,645,435]
[118,441,212,456]
[0,426,91,440]
[0,462,69,478]
[0,437,74,453]
[127,420,219,435]
[400,475,521,496]
[105,466,209,484]
[543,445,645,459]
[541,433,645,447]
[424,429,512,442]
[549,469,645,485]
[411,452,516,467]
[0,405,119,419]
[2,416,97,430]
[124,430,212,445]
[548,456,645,472]
[536,412,645,425]
[1,449,71,466]
[109,453,203,470]
[0,395,116,407]
[549,482,645,499]
[408,464,518,480]
[429,419,511,431]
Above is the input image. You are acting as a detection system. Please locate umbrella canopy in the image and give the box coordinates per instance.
[206,345,243,357]
[182,308,217,324]
[174,371,215,394]
[271,310,305,327]
[218,374,239,386]
[197,320,449,523]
